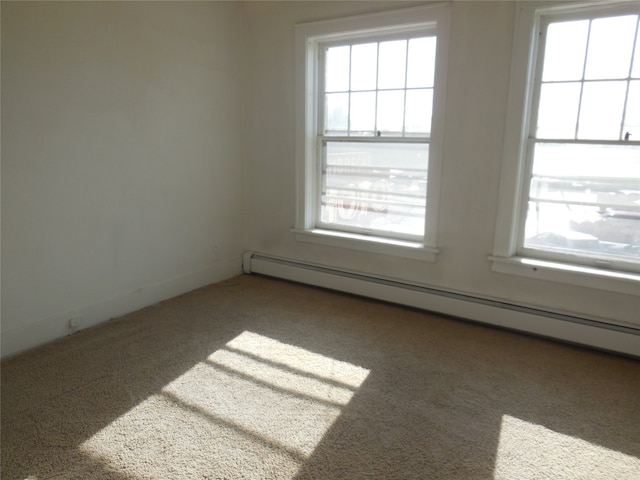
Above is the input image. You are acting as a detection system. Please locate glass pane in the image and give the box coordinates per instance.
[531,142,640,179]
[525,142,640,262]
[326,46,350,92]
[351,43,377,91]
[321,141,429,237]
[325,93,349,132]
[633,21,640,78]
[378,40,407,90]
[407,37,436,88]
[377,90,405,133]
[405,89,432,135]
[542,20,589,82]
[578,81,626,140]
[624,80,640,140]
[350,92,376,134]
[536,83,581,139]
[585,15,637,80]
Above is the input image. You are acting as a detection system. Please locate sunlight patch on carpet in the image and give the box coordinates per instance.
[79,331,369,478]
[225,330,370,389]
[494,414,640,480]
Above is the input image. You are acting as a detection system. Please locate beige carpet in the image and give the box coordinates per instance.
[2,274,639,479]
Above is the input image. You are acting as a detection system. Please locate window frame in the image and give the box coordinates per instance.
[491,0,640,294]
[294,4,450,261]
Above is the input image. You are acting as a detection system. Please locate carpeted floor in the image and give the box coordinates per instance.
[2,274,639,479]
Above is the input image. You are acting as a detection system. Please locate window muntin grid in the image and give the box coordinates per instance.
[321,35,437,138]
[535,14,640,141]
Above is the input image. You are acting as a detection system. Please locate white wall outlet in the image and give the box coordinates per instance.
[68,317,81,331]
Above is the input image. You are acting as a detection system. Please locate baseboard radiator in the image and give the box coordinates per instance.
[242,252,639,358]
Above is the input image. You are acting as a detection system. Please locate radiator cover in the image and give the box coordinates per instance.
[243,251,639,357]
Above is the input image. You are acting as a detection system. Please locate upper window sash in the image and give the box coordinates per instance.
[317,32,437,140]
[528,8,640,144]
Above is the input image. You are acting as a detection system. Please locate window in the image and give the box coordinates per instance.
[295,5,449,259]
[493,1,640,289]
[320,35,435,239]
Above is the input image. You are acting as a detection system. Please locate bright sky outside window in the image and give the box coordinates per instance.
[319,35,437,239]
[522,12,640,270]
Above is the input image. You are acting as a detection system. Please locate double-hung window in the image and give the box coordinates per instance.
[295,5,449,258]
[493,2,640,288]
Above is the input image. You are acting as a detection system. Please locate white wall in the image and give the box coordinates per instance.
[243,1,640,329]
[1,1,245,357]
[2,1,637,359]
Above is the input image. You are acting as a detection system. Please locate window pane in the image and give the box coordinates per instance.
[350,92,376,134]
[321,141,428,237]
[624,80,640,139]
[325,93,349,132]
[578,81,626,140]
[326,46,350,92]
[407,37,436,88]
[405,89,432,135]
[536,83,581,139]
[585,15,637,80]
[377,90,405,133]
[378,40,407,90]
[351,43,377,91]
[525,142,640,261]
[531,143,640,180]
[542,20,589,82]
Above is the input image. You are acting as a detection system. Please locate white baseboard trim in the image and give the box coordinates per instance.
[1,257,242,359]
[243,251,640,358]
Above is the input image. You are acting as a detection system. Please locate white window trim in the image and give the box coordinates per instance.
[491,0,640,292]
[489,256,640,295]
[294,4,450,261]
[293,228,440,262]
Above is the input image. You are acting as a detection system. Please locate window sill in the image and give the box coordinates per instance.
[489,255,640,295]
[294,229,439,262]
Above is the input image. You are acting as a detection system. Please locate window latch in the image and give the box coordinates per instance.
[624,131,631,141]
